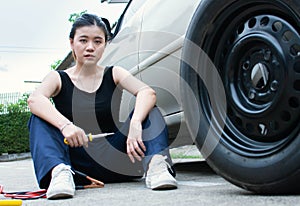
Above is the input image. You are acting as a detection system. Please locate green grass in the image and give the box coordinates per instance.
[169,145,203,159]
[170,153,202,159]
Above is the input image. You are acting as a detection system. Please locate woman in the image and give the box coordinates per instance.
[27,13,177,200]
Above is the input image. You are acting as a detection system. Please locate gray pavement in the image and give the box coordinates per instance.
[1,156,300,206]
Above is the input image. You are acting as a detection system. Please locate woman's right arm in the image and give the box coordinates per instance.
[27,70,70,129]
[27,71,88,147]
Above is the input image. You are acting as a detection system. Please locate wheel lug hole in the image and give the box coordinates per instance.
[270,80,279,92]
[243,61,250,70]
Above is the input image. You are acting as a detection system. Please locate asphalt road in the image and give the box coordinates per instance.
[0,158,299,206]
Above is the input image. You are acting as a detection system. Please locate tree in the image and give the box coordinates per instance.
[68,10,87,23]
[50,59,62,70]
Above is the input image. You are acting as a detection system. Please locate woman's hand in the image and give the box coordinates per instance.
[126,120,146,163]
[62,123,89,148]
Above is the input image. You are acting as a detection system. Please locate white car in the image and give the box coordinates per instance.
[62,0,300,194]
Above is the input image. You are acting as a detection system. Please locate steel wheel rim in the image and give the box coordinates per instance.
[199,2,300,157]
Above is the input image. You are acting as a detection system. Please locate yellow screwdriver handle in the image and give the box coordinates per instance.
[88,133,93,142]
[0,200,22,206]
[64,133,93,145]
[63,138,69,145]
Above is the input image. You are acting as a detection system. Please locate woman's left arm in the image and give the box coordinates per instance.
[113,66,156,163]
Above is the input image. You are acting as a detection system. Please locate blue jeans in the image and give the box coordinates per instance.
[28,107,174,189]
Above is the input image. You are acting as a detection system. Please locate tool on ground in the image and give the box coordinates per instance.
[0,170,104,200]
[0,185,47,200]
[0,200,22,206]
[74,170,105,189]
[64,132,115,145]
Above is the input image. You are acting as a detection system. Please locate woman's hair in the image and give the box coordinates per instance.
[69,13,110,42]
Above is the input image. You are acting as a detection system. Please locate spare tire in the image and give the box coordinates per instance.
[181,0,300,194]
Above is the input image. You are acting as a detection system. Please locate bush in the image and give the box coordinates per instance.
[0,94,31,154]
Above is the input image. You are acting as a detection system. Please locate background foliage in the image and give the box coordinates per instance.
[0,94,31,154]
[0,12,88,154]
[68,10,87,23]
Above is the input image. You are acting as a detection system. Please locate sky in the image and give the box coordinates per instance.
[0,0,126,93]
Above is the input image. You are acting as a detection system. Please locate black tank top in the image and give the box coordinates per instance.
[52,66,122,134]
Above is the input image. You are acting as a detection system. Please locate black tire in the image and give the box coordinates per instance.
[181,0,300,194]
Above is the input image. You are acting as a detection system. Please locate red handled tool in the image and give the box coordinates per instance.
[0,185,47,200]
[0,170,104,200]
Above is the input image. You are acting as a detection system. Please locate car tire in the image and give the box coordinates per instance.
[181,0,300,194]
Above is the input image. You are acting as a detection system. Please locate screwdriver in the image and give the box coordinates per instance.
[0,200,22,206]
[64,133,115,145]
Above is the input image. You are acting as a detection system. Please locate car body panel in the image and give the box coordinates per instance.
[139,0,199,115]
[100,0,146,121]
[100,0,145,73]
[101,0,200,124]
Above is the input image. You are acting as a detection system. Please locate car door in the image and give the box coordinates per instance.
[100,0,146,121]
[137,0,200,117]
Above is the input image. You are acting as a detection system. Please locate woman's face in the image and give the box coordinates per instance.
[70,25,106,66]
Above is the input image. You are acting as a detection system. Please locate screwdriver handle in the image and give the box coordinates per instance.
[64,133,93,145]
[0,200,22,206]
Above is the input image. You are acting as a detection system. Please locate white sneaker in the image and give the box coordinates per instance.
[46,163,75,199]
[146,155,177,190]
